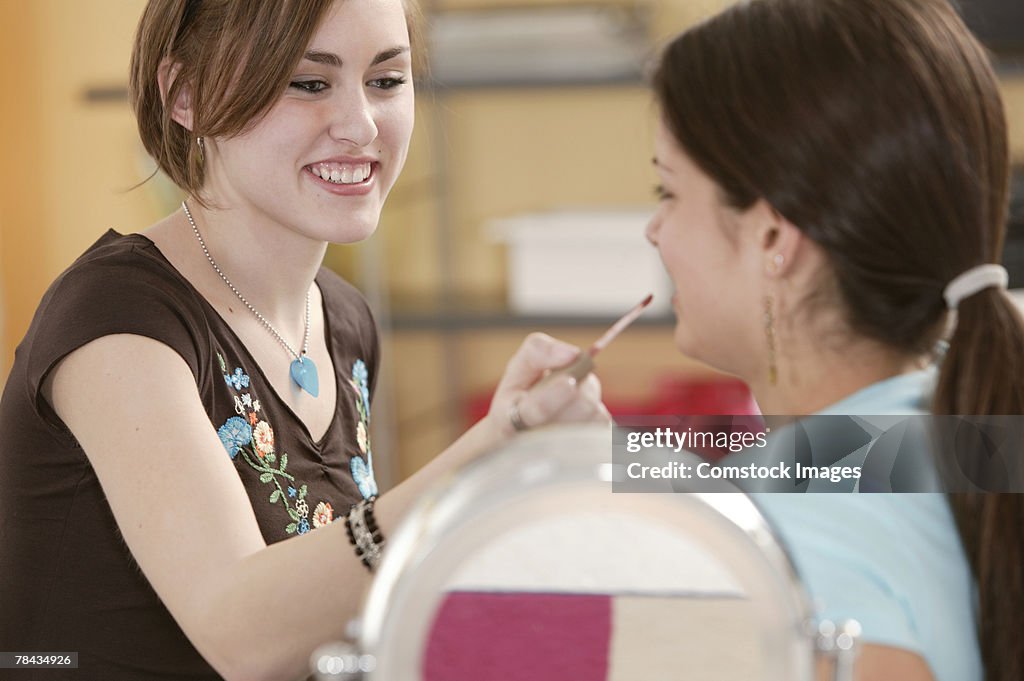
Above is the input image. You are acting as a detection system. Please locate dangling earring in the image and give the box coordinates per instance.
[196,136,205,164]
[763,295,778,386]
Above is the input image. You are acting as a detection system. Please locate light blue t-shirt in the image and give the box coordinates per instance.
[749,369,981,681]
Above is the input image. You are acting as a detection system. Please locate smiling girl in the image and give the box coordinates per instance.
[0,1,606,679]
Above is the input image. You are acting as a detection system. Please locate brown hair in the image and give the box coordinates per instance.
[129,0,424,198]
[653,0,1023,678]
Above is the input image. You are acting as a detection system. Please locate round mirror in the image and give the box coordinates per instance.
[337,424,820,680]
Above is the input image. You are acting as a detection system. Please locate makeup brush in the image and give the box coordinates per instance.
[548,294,654,383]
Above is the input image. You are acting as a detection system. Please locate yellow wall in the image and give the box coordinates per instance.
[0,2,48,379]
[1005,78,1024,159]
[0,0,156,378]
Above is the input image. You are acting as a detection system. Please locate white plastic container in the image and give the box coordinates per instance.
[1011,289,1024,314]
[488,209,672,316]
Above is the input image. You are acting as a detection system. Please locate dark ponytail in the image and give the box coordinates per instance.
[936,291,1024,681]
[653,0,1024,677]
[935,292,1024,414]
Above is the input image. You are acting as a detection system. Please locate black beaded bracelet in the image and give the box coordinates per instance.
[344,497,385,572]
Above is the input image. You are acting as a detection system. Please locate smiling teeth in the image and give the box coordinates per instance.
[312,163,371,184]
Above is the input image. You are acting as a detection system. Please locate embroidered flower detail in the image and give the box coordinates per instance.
[356,421,368,455]
[313,501,334,528]
[347,360,377,499]
[351,456,378,499]
[350,361,371,421]
[253,421,275,457]
[225,368,250,390]
[218,417,252,459]
[218,352,326,536]
[352,360,370,412]
[353,358,368,386]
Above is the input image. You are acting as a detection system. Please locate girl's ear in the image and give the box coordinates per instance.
[158,59,195,131]
[750,201,802,279]
[741,199,802,278]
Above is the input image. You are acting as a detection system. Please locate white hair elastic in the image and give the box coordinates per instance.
[943,264,1009,310]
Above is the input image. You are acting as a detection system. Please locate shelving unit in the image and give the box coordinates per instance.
[351,2,692,481]
[362,1,1024,480]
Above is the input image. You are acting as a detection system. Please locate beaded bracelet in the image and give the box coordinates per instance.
[344,497,385,572]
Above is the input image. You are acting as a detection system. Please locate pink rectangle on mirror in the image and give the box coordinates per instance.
[424,591,611,681]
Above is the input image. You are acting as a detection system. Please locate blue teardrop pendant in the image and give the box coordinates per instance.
[289,356,319,397]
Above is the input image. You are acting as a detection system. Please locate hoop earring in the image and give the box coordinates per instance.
[196,136,205,164]
[763,295,778,386]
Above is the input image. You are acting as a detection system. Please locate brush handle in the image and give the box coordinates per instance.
[536,352,594,388]
[563,352,595,381]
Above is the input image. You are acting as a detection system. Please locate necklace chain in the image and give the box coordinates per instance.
[181,200,310,363]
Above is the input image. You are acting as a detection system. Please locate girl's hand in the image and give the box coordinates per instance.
[484,333,611,441]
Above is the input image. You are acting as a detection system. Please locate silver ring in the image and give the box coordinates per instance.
[508,399,530,432]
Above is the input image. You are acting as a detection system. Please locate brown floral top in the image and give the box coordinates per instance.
[0,230,380,679]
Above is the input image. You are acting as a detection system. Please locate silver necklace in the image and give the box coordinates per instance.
[181,200,320,397]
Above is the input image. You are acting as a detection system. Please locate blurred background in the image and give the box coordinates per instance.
[1,0,1022,486]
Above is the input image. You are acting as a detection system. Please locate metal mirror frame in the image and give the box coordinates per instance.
[344,425,833,680]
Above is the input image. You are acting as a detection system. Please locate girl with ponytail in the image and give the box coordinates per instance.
[646,0,1024,679]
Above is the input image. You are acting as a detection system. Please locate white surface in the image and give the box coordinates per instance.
[489,209,673,315]
[443,511,744,596]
